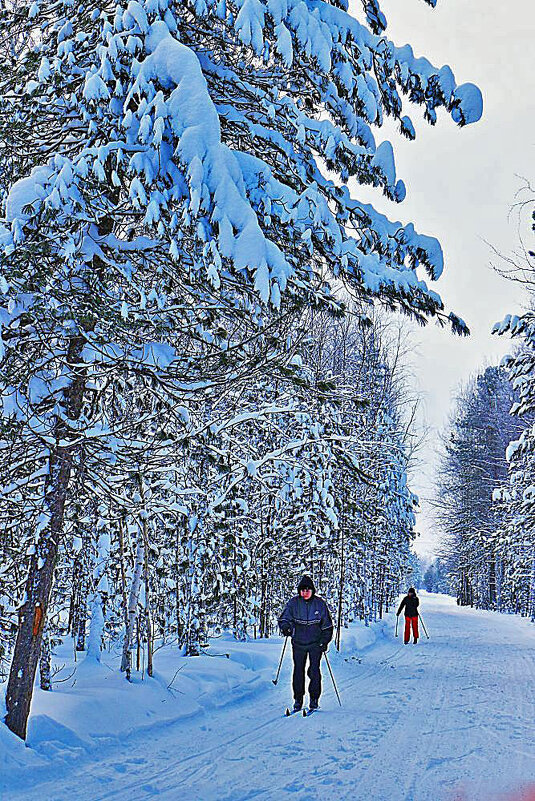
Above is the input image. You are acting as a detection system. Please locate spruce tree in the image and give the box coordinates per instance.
[494,310,535,620]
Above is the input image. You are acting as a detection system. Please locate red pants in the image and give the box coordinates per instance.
[404,616,419,643]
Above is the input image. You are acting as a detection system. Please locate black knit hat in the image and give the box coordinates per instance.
[297,575,315,594]
[408,587,416,595]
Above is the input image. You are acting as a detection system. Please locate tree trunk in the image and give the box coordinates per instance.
[174,521,183,644]
[5,335,85,740]
[335,526,345,651]
[118,518,130,629]
[85,595,104,662]
[143,521,153,678]
[488,554,497,609]
[75,579,88,652]
[120,535,145,678]
[530,553,535,623]
[136,617,141,672]
[39,625,52,691]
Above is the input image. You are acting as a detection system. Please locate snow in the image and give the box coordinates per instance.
[452,82,484,126]
[83,72,111,102]
[5,167,51,223]
[81,341,176,370]
[2,594,534,801]
[0,723,44,774]
[373,140,396,186]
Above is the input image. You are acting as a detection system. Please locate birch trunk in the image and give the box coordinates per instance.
[335,526,345,651]
[39,626,52,691]
[530,554,535,623]
[118,518,129,629]
[120,536,145,678]
[142,518,153,677]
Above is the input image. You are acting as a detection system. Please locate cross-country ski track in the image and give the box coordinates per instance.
[4,593,535,801]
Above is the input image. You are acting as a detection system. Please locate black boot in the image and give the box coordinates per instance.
[309,698,319,710]
[293,700,303,712]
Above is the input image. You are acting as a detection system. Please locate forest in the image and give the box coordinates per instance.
[0,0,532,757]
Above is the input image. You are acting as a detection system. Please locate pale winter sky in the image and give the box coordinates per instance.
[349,0,535,558]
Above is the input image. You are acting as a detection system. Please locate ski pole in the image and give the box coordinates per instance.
[418,613,430,640]
[324,652,342,707]
[395,615,399,637]
[272,636,289,685]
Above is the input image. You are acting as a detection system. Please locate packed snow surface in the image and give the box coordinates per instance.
[2,593,534,801]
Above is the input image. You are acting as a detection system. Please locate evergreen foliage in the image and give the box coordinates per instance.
[436,366,522,608]
[493,298,535,620]
[422,558,449,594]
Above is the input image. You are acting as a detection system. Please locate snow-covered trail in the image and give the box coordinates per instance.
[11,594,535,801]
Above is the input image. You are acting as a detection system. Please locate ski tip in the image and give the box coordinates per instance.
[302,709,307,717]
[285,708,291,717]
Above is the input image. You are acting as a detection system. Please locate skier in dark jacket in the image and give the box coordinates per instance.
[278,575,333,711]
[397,587,420,644]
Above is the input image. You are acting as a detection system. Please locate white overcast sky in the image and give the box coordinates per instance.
[348,0,535,557]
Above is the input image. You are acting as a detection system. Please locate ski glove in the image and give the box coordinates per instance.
[281,626,292,637]
[320,643,328,652]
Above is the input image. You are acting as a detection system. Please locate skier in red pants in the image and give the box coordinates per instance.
[396,587,420,644]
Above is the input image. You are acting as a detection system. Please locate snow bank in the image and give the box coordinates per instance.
[0,714,45,772]
[334,617,391,655]
[0,635,275,792]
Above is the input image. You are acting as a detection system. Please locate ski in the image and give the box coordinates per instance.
[302,707,318,717]
[285,707,302,717]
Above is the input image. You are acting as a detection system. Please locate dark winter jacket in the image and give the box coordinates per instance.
[278,595,334,650]
[397,594,420,618]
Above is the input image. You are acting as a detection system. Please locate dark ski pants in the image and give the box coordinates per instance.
[404,616,419,643]
[292,644,322,703]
